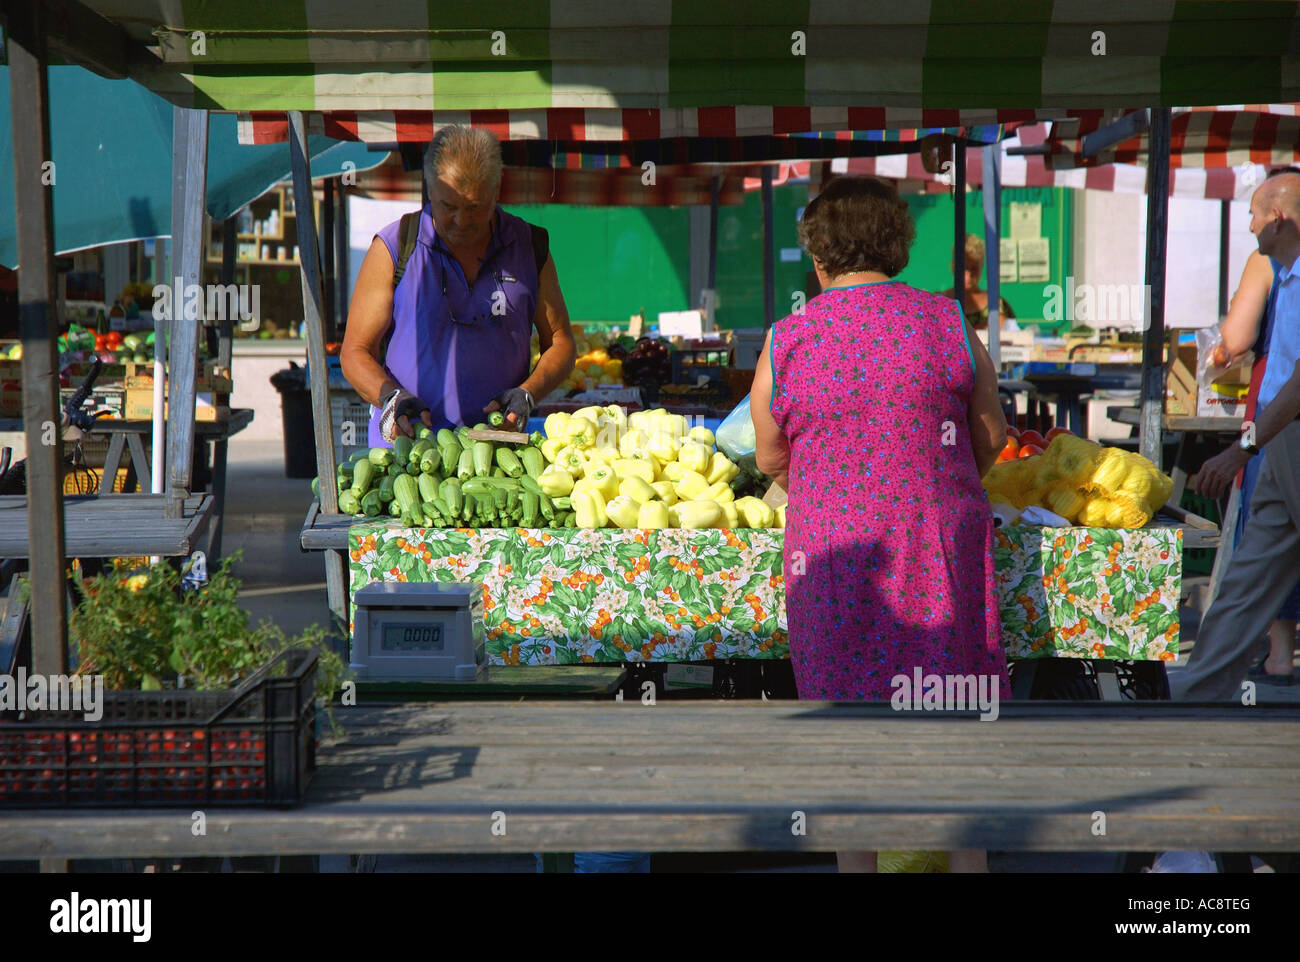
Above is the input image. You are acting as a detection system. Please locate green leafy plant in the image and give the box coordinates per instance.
[69,551,348,711]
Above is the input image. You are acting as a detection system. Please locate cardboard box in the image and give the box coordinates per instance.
[124,375,227,422]
[1164,344,1197,417]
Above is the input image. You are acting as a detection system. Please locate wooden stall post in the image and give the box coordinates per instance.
[164,105,207,519]
[7,1,68,672]
[206,217,238,559]
[287,111,348,630]
[1140,109,1171,468]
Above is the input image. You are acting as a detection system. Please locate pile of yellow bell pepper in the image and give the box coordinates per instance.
[537,405,784,530]
[982,434,1173,528]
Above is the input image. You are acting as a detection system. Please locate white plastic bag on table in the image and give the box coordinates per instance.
[1195,328,1252,408]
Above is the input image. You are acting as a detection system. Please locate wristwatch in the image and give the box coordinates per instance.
[1238,435,1260,456]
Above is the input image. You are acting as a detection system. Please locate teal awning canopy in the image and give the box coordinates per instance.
[0,64,385,268]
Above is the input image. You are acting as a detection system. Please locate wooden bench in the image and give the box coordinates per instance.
[2,700,1295,860]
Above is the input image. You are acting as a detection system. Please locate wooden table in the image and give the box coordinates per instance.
[2,701,1296,859]
[1106,407,1243,434]
[0,492,214,558]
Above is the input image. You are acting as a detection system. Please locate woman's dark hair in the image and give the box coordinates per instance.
[797,176,915,278]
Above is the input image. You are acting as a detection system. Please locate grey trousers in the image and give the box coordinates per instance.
[1172,421,1300,701]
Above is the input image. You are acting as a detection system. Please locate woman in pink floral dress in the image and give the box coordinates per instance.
[749,176,1010,873]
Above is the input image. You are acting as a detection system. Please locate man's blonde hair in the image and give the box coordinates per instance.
[424,125,502,195]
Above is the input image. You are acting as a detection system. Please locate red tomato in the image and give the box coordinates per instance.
[1005,426,1021,440]
[1045,426,1072,441]
[996,438,1020,462]
[1018,430,1046,449]
[1018,444,1045,458]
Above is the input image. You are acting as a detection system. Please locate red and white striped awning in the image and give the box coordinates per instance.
[236,107,1080,146]
[836,123,1275,201]
[1044,105,1300,173]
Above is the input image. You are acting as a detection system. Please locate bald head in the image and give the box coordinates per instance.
[1253,171,1300,221]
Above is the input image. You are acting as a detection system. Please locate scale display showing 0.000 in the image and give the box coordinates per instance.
[381,622,444,652]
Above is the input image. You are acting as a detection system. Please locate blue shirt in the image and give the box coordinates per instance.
[1258,254,1300,411]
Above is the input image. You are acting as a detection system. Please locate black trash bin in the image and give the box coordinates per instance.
[270,364,317,479]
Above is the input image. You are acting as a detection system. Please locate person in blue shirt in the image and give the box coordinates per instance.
[1175,170,1300,700]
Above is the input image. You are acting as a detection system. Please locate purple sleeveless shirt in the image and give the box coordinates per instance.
[367,205,538,447]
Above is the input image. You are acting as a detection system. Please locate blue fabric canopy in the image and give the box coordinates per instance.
[0,65,385,268]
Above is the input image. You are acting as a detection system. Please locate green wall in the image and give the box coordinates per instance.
[502,203,691,326]
[894,186,1073,334]
[507,184,1072,335]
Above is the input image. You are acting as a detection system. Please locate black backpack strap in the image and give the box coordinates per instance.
[529,223,549,276]
[392,210,422,286]
[378,211,422,372]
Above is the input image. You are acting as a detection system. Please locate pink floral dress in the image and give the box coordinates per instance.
[770,281,1011,701]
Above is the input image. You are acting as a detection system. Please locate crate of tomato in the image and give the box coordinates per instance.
[0,648,318,808]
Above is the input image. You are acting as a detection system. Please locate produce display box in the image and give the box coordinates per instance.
[124,375,229,422]
[347,524,1181,666]
[0,648,317,808]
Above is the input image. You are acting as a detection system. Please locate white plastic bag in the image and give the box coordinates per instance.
[715,394,756,460]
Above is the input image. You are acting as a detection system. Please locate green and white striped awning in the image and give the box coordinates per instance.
[80,0,1300,115]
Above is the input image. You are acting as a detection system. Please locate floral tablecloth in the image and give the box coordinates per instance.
[348,524,1181,666]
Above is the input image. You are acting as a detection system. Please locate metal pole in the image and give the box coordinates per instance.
[335,178,351,328]
[1218,199,1231,317]
[1140,108,1172,467]
[761,166,775,329]
[708,175,720,293]
[288,111,349,633]
[983,142,1003,368]
[322,177,336,340]
[954,141,967,308]
[165,106,207,519]
[8,1,68,673]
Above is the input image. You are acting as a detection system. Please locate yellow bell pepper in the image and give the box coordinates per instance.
[611,458,655,484]
[637,500,670,529]
[553,445,586,477]
[618,429,648,458]
[572,406,603,425]
[605,495,642,528]
[660,461,686,483]
[619,476,657,504]
[543,412,571,442]
[671,500,722,529]
[650,481,678,505]
[572,489,607,528]
[540,436,566,464]
[702,480,734,503]
[565,417,598,449]
[689,426,716,447]
[648,431,680,465]
[775,504,786,528]
[627,410,652,434]
[673,469,710,500]
[735,496,775,528]
[677,441,711,475]
[538,466,574,497]
[584,464,620,500]
[705,451,738,485]
[718,501,740,529]
[590,444,620,465]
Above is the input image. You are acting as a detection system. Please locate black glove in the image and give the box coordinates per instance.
[380,387,430,441]
[487,387,534,428]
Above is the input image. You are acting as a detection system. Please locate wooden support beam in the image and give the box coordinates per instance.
[7,0,68,674]
[1140,109,1171,468]
[6,0,137,81]
[288,112,348,632]
[164,106,207,519]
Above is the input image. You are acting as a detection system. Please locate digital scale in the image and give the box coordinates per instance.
[351,582,486,682]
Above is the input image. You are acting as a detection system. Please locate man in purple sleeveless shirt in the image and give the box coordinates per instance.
[341,126,576,444]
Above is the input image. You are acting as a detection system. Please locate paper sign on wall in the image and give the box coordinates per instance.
[1017,238,1051,283]
[1010,202,1042,241]
[658,309,704,338]
[999,238,1019,283]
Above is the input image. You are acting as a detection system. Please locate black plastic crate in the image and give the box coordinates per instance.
[0,648,318,808]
